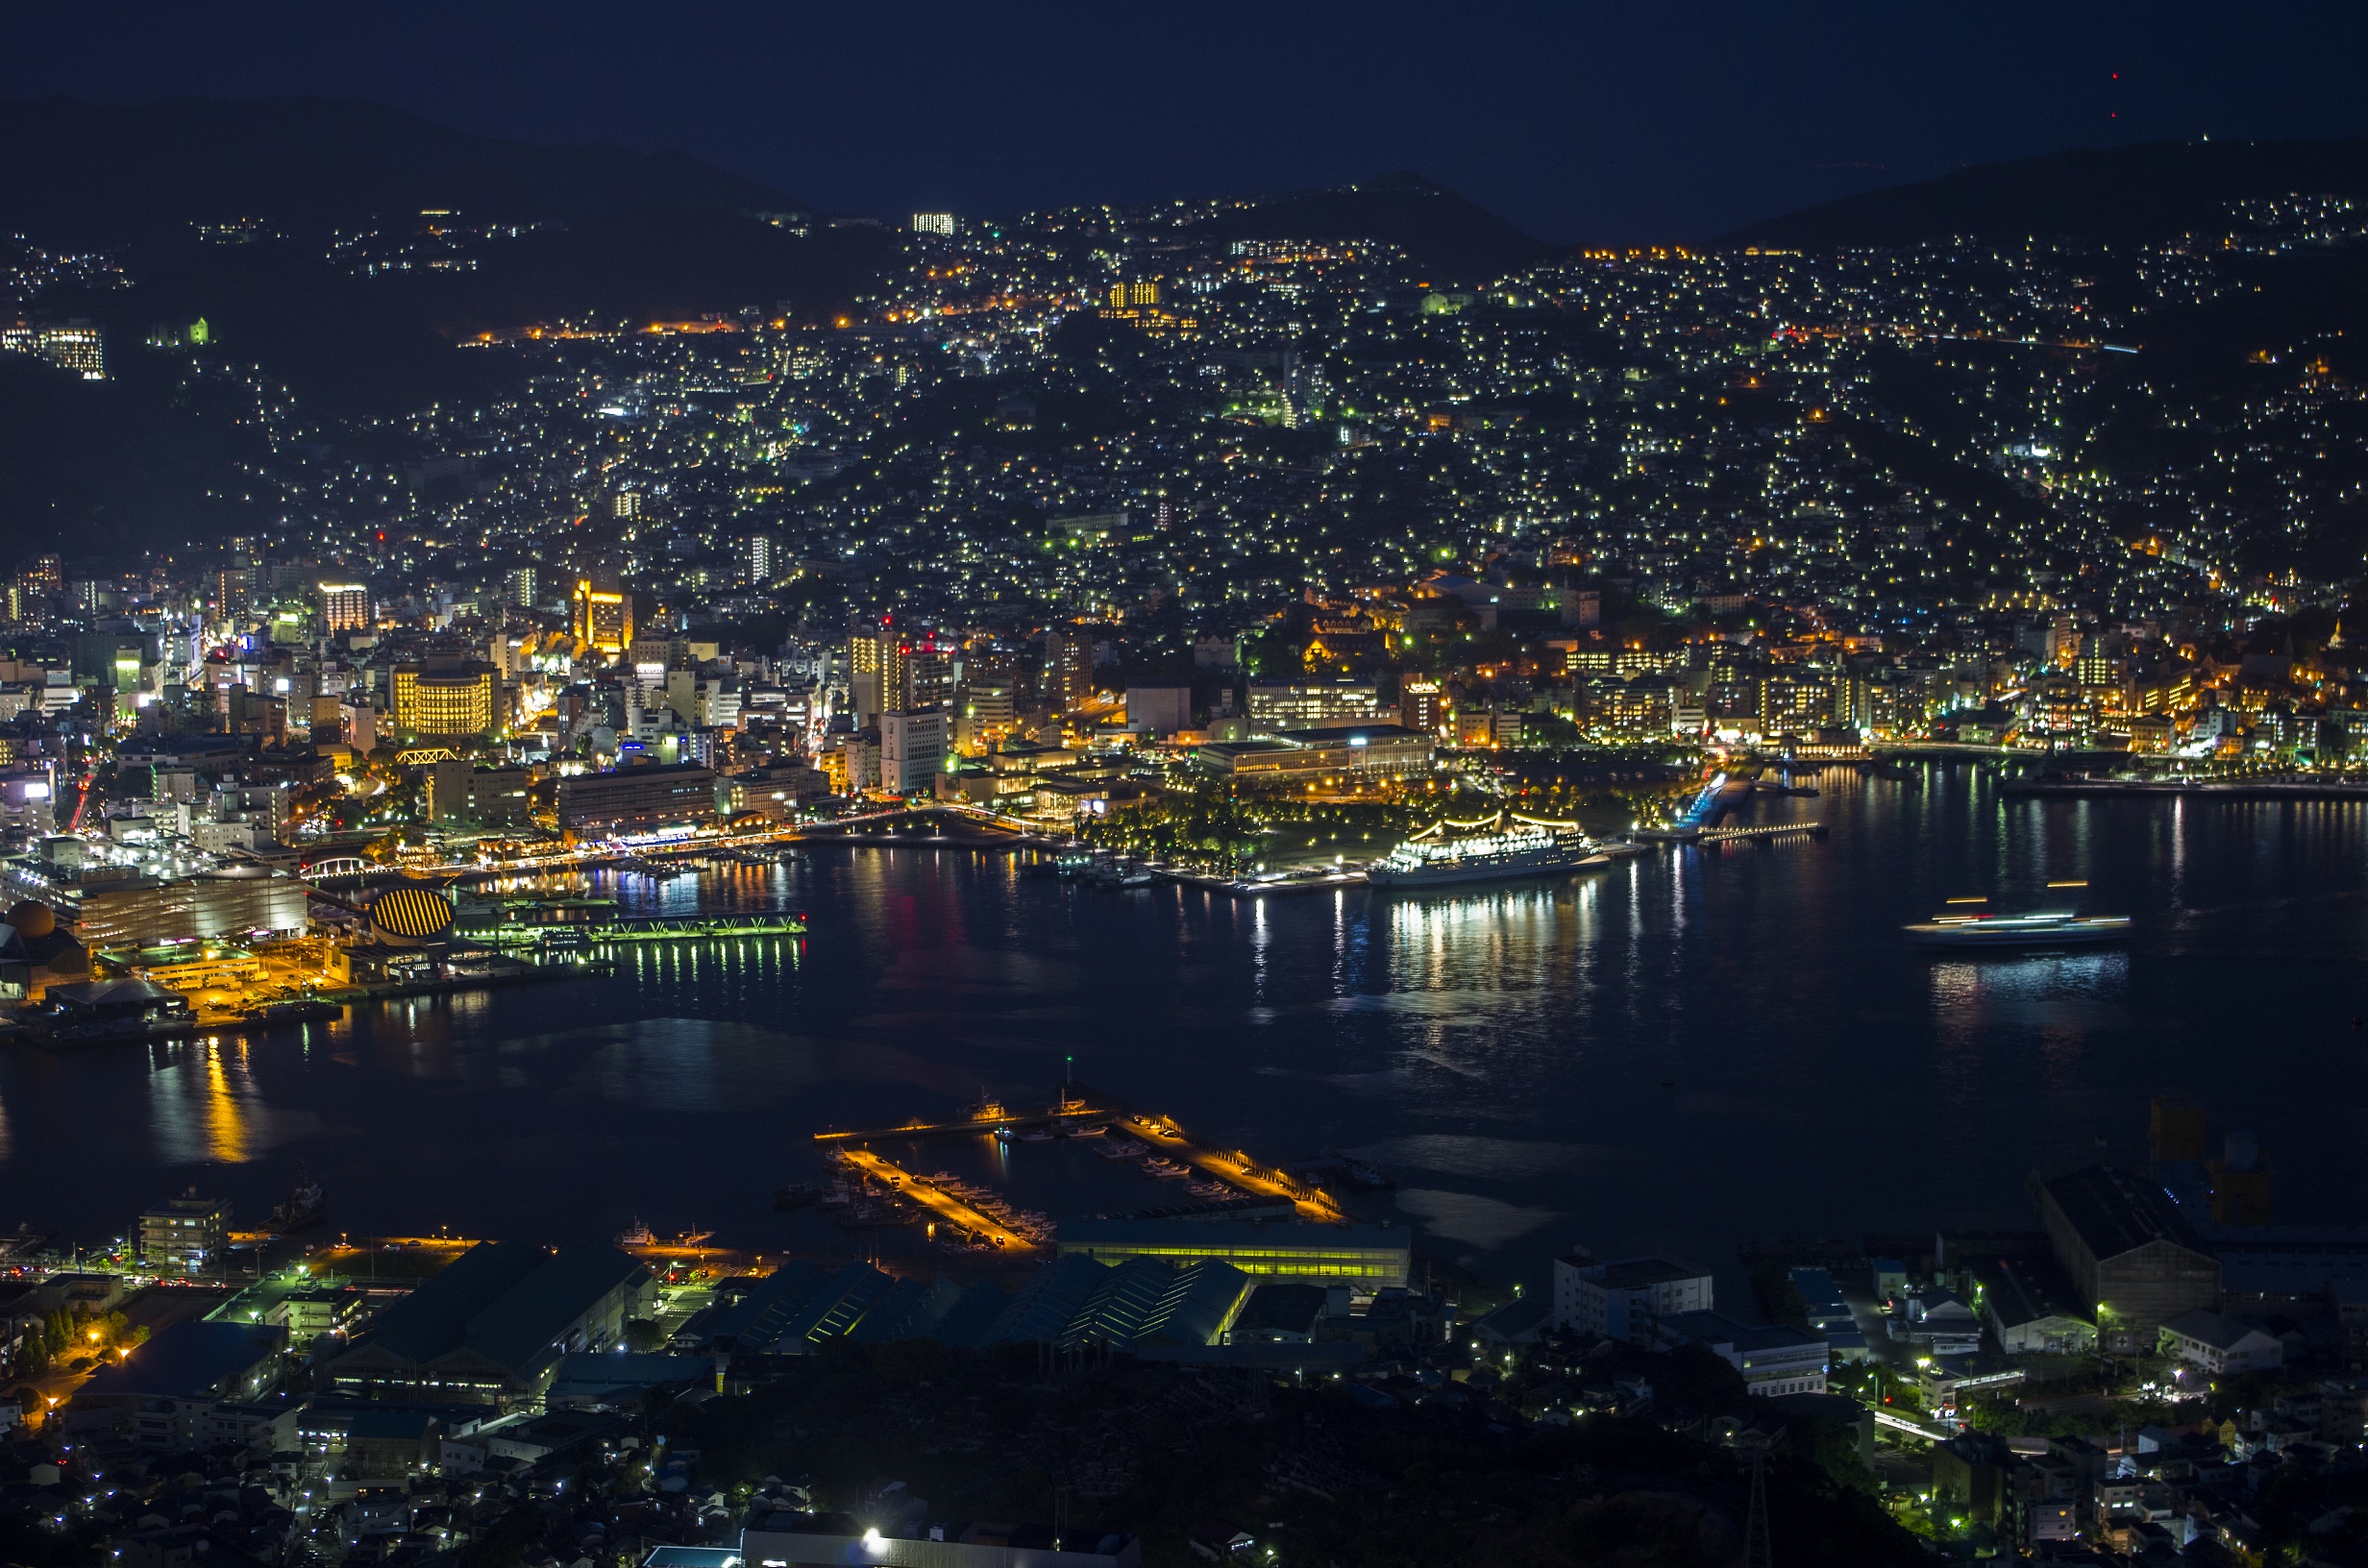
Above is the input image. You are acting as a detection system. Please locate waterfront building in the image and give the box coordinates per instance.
[426,761,534,827]
[1191,725,1432,781]
[878,709,947,795]
[72,1321,286,1443]
[1971,1260,2096,1356]
[2034,1165,2222,1352]
[1055,1218,1411,1289]
[0,860,308,948]
[2157,1309,2283,1375]
[1552,1254,1714,1341]
[138,1189,231,1270]
[555,763,718,838]
[321,1240,654,1409]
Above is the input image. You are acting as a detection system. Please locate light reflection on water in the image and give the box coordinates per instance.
[6,770,2368,1291]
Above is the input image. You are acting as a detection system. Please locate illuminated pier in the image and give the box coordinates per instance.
[835,1148,1045,1251]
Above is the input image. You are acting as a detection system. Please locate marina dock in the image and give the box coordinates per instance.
[835,1148,1046,1251]
[1694,821,1827,845]
[814,1100,1110,1145]
[810,1084,1349,1230]
[1110,1107,1347,1222]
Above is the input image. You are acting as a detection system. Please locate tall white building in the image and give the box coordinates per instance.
[1551,1253,1714,1342]
[879,709,947,796]
[742,533,776,586]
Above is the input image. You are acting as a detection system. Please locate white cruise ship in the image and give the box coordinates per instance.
[1367,816,1608,889]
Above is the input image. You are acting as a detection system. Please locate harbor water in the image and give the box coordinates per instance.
[5,765,2367,1298]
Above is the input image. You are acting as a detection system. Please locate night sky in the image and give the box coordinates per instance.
[22,0,2368,242]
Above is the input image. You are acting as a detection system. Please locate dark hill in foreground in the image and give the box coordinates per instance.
[1726,138,2368,250]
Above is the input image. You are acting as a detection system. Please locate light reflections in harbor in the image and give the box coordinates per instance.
[148,1038,260,1164]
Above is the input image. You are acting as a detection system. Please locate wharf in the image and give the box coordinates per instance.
[308,958,608,1008]
[2000,776,2368,801]
[1164,869,1369,897]
[835,1148,1045,1252]
[1694,821,1827,845]
[471,912,805,946]
[814,1096,1108,1145]
[1090,1092,1347,1223]
[815,1082,1347,1224]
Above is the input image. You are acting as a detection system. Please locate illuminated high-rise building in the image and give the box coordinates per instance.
[572,579,632,655]
[1399,679,1445,737]
[506,567,538,608]
[22,554,62,598]
[910,213,957,237]
[213,564,259,617]
[849,620,906,727]
[879,709,948,794]
[1107,281,1160,308]
[314,582,371,635]
[611,492,642,521]
[902,644,956,713]
[35,321,106,380]
[1045,625,1095,713]
[742,533,776,586]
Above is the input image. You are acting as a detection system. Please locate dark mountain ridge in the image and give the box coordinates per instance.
[0,95,803,244]
[1200,170,1548,283]
[1726,137,2368,250]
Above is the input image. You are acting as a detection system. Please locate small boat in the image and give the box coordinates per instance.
[1065,1124,1109,1139]
[1097,1138,1149,1160]
[1019,1128,1056,1142]
[615,1217,655,1246]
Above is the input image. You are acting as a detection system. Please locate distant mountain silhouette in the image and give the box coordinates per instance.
[1726,138,2368,249]
[0,97,892,416]
[0,95,803,242]
[1202,171,1548,283]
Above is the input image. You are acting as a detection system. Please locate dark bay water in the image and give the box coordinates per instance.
[7,767,2368,1296]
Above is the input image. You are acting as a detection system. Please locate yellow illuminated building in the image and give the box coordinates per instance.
[1057,1219,1409,1287]
[848,622,906,723]
[573,579,633,654]
[391,662,499,739]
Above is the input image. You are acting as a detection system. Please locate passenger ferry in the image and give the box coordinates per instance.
[1905,891,2131,949]
[1367,813,1607,889]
